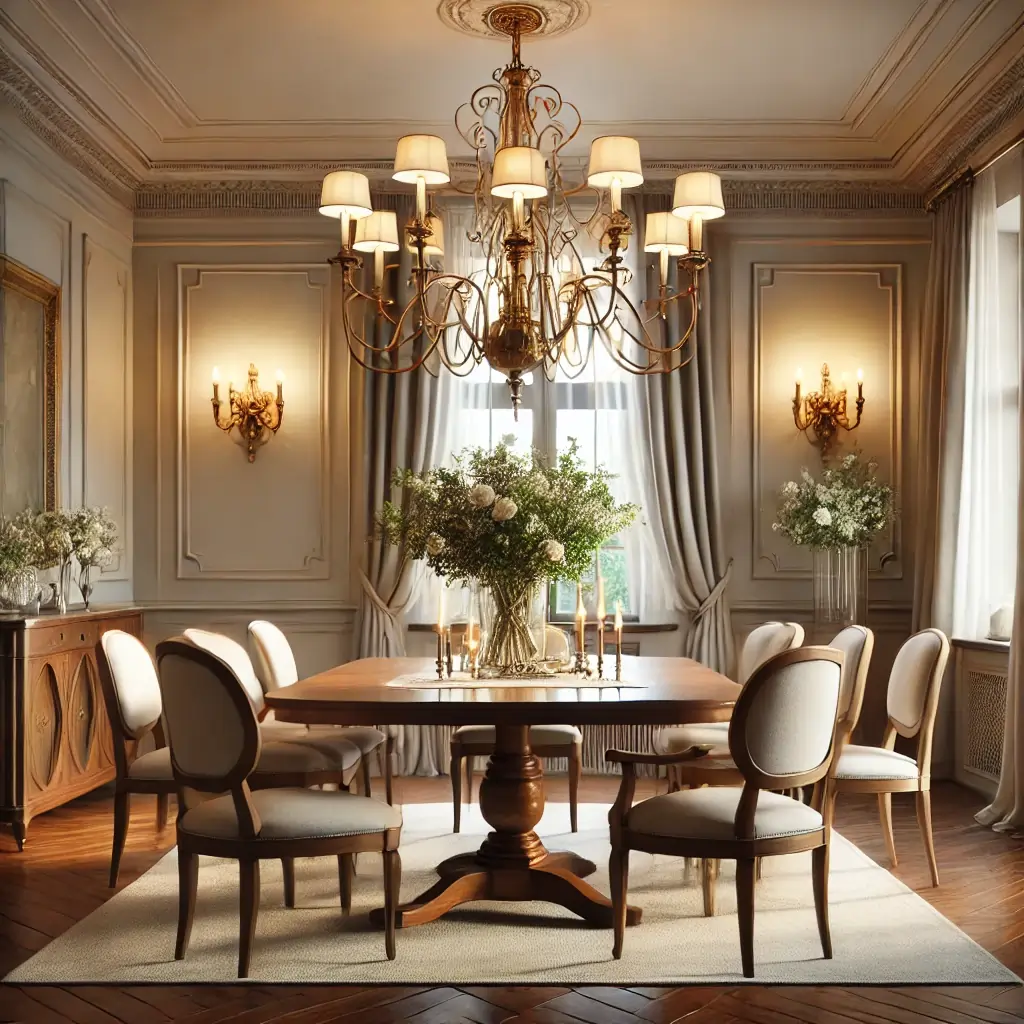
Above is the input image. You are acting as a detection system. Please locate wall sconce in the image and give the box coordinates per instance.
[211,363,284,463]
[792,362,864,455]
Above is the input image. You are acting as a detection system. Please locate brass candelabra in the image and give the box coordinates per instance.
[792,363,864,456]
[211,363,284,463]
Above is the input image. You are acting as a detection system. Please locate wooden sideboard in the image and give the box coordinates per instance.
[0,606,142,850]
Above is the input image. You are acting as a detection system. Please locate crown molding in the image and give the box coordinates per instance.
[4,31,1021,216]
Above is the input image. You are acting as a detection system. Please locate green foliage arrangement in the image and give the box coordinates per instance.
[68,507,118,568]
[377,440,639,593]
[0,507,118,578]
[0,515,43,585]
[772,450,894,549]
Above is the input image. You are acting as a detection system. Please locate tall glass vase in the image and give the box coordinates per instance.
[812,546,868,628]
[478,580,546,675]
[55,557,72,615]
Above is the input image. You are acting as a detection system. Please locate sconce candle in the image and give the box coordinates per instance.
[792,362,864,456]
[614,600,623,681]
[211,363,284,463]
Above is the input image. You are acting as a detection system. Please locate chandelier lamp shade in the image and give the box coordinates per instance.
[319,2,726,415]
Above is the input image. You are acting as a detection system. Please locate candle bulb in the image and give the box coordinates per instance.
[689,211,704,251]
[212,366,220,403]
[596,576,606,679]
[512,190,525,231]
[340,210,351,251]
[436,589,446,680]
[275,369,284,402]
[416,175,427,222]
[374,247,385,290]
[659,248,670,288]
[794,367,802,404]
[575,582,586,664]
[857,367,864,399]
[610,176,622,214]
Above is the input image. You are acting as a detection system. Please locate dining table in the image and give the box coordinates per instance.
[265,655,740,930]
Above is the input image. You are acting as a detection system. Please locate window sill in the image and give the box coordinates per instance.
[952,636,1010,653]
[407,621,679,634]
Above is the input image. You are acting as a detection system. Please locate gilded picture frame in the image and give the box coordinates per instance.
[0,256,61,511]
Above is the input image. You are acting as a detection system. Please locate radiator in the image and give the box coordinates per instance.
[954,644,1009,797]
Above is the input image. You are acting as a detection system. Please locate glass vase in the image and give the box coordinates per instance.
[55,557,72,615]
[478,580,546,675]
[0,566,38,610]
[812,546,868,628]
[79,564,93,611]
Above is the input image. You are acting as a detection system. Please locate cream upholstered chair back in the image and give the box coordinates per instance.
[544,625,572,662]
[885,628,950,747]
[183,628,266,713]
[98,630,163,741]
[155,638,261,801]
[729,646,844,790]
[829,625,874,734]
[737,621,805,685]
[248,620,298,691]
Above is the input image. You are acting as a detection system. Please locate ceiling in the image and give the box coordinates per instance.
[1,0,1023,209]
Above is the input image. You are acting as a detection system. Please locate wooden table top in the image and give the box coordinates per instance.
[266,655,740,727]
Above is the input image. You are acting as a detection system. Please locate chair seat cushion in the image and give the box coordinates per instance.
[654,722,730,753]
[453,724,582,747]
[179,788,402,842]
[333,726,387,754]
[835,744,919,781]
[627,787,823,841]
[254,737,361,777]
[259,719,313,742]
[127,747,174,781]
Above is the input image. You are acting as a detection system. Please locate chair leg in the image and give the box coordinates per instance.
[175,849,198,961]
[736,857,757,978]
[381,735,395,806]
[812,842,833,959]
[281,858,296,908]
[466,755,475,804]
[238,860,261,979]
[360,756,372,799]
[338,853,353,913]
[755,856,763,882]
[155,793,169,832]
[109,789,131,888]
[878,791,898,867]
[916,789,940,887]
[383,849,401,961]
[609,845,629,959]
[450,748,463,833]
[701,858,716,917]
[569,742,581,833]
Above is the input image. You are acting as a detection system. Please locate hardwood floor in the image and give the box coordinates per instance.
[1,776,1023,1023]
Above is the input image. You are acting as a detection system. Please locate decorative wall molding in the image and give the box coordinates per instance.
[176,263,332,581]
[750,263,903,581]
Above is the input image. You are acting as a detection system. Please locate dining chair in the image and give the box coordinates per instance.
[155,638,403,977]
[183,628,380,792]
[606,645,845,978]
[97,630,365,889]
[450,626,581,833]
[654,621,805,775]
[832,627,950,887]
[247,620,393,803]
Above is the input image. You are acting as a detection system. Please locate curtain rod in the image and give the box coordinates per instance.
[926,131,1024,212]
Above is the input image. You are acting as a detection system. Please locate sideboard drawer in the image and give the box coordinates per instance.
[24,620,102,658]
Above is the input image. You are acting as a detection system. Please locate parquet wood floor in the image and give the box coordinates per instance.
[0,777,1022,1024]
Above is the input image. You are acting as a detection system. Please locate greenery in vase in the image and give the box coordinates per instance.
[772,450,894,549]
[0,515,44,584]
[376,440,639,595]
[21,509,73,569]
[68,507,118,568]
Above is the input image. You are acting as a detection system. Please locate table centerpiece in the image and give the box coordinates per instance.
[377,440,638,675]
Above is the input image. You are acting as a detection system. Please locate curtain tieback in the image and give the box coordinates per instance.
[692,560,733,623]
[358,570,399,623]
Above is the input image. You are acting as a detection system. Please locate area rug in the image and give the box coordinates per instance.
[6,802,1018,985]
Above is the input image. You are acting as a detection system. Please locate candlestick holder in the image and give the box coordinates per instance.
[615,638,623,681]
[573,647,589,676]
[436,629,446,681]
[596,623,605,679]
[445,629,453,677]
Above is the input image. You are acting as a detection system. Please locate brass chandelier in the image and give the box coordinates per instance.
[318,2,725,415]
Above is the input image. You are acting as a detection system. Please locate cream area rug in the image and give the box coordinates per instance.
[6,802,1018,986]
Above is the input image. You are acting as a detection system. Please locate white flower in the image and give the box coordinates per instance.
[781,481,798,497]
[812,506,833,526]
[815,485,828,502]
[425,533,445,556]
[492,496,518,521]
[530,471,551,494]
[468,483,495,508]
[542,539,565,562]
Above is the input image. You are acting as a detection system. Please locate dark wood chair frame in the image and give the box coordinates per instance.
[155,639,402,978]
[451,728,582,833]
[831,627,950,888]
[97,636,361,890]
[607,646,845,978]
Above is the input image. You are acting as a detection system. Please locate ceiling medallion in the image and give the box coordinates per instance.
[319,2,725,415]
[437,0,590,39]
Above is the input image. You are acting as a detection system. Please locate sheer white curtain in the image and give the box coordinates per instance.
[952,168,1021,639]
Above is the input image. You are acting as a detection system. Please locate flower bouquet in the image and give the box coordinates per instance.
[68,507,118,609]
[377,441,638,673]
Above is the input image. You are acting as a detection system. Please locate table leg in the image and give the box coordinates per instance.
[371,723,643,929]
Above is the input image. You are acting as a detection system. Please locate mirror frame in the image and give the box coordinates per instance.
[0,256,61,511]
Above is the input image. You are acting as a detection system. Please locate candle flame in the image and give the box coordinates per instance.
[212,366,220,383]
[857,367,864,381]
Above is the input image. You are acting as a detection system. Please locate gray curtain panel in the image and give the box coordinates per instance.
[625,194,735,676]
[355,194,450,659]
[911,184,973,634]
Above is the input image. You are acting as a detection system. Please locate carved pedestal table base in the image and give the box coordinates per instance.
[369,724,642,929]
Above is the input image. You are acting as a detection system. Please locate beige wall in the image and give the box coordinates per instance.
[0,112,134,604]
